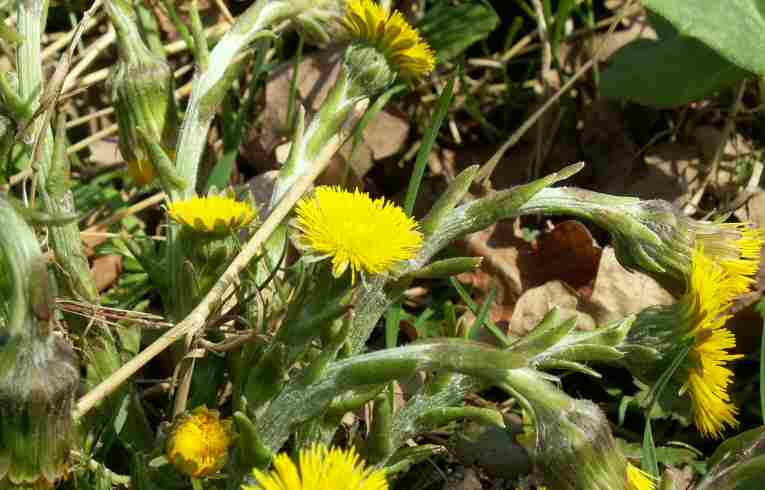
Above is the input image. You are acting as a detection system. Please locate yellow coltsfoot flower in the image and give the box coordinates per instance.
[168,195,256,234]
[623,247,747,438]
[684,249,744,437]
[691,221,764,295]
[294,186,423,283]
[343,0,436,79]
[626,463,655,490]
[166,406,233,478]
[244,444,388,490]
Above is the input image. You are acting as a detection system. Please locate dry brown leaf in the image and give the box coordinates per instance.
[91,254,122,292]
[508,247,673,335]
[535,220,602,298]
[508,280,594,336]
[87,139,122,166]
[246,49,409,181]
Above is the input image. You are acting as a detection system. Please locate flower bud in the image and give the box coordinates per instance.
[107,0,178,185]
[166,406,233,478]
[0,198,79,487]
[344,45,398,99]
[506,369,650,490]
[0,335,80,487]
[599,199,762,292]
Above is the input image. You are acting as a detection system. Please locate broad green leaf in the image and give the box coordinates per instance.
[418,3,499,62]
[642,0,765,75]
[601,37,749,108]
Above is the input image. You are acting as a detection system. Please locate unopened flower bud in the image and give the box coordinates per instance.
[0,336,80,487]
[0,198,79,487]
[166,406,233,478]
[609,199,763,292]
[107,0,178,185]
[507,369,653,490]
[344,45,398,99]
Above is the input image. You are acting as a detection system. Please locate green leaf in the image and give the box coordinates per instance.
[418,3,499,62]
[601,37,749,108]
[642,0,765,75]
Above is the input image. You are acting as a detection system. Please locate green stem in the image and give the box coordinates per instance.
[17,0,98,302]
[174,0,310,200]
[255,339,523,453]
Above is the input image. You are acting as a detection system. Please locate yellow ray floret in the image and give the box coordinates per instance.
[693,222,764,295]
[683,249,744,438]
[295,186,423,283]
[168,195,256,233]
[344,0,436,79]
[626,463,655,490]
[245,444,388,490]
[166,407,232,478]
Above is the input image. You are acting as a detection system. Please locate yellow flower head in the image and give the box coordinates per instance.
[168,195,256,234]
[691,221,764,295]
[244,444,388,490]
[294,186,423,283]
[344,0,436,79]
[626,463,655,490]
[682,248,744,438]
[167,406,233,478]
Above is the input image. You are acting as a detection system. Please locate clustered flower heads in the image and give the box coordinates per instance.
[168,195,256,234]
[294,186,423,283]
[244,443,388,490]
[343,0,436,79]
[166,406,233,478]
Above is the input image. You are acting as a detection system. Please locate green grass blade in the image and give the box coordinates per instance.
[403,73,455,216]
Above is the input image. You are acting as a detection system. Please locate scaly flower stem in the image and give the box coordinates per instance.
[16,0,99,302]
[269,65,358,208]
[174,0,311,200]
[516,186,640,223]
[255,339,524,452]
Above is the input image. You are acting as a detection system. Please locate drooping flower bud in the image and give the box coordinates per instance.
[0,335,80,487]
[0,198,80,487]
[106,0,178,185]
[506,369,652,490]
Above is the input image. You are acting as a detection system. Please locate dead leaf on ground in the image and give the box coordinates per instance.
[244,49,410,184]
[458,220,601,335]
[508,247,673,336]
[87,139,122,166]
[626,125,748,206]
[534,220,602,298]
[91,254,122,292]
[627,142,703,206]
